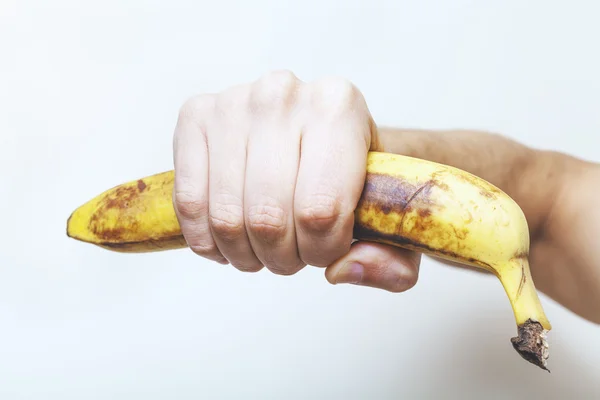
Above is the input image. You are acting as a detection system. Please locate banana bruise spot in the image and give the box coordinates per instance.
[137,179,147,192]
[513,251,528,301]
[88,186,140,242]
[359,172,437,215]
[353,172,486,269]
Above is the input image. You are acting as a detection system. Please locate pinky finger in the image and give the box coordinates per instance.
[172,98,228,264]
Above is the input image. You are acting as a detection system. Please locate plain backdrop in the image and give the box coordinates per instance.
[1,0,599,399]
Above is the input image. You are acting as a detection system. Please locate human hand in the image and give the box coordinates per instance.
[172,71,420,293]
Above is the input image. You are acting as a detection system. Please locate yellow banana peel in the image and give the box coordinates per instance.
[67,151,552,371]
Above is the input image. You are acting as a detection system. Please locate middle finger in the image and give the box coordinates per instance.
[243,72,305,275]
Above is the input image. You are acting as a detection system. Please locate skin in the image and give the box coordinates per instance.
[172,70,600,325]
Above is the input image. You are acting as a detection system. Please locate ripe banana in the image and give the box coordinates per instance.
[66,151,552,370]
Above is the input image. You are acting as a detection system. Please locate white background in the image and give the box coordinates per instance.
[2,0,599,398]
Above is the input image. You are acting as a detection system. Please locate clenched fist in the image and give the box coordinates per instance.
[172,70,420,292]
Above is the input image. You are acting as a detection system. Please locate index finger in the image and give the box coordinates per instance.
[293,78,377,267]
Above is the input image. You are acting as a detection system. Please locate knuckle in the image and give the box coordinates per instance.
[246,204,288,243]
[296,194,344,233]
[263,69,298,90]
[312,77,364,113]
[280,69,299,82]
[182,226,220,259]
[178,94,215,121]
[189,242,219,258]
[209,203,245,242]
[215,83,251,115]
[174,191,208,220]
[252,69,299,110]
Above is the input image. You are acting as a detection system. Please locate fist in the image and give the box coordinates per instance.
[172,70,420,292]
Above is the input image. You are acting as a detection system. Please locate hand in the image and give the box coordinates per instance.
[172,71,420,293]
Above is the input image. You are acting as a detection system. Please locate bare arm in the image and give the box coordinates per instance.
[378,126,600,324]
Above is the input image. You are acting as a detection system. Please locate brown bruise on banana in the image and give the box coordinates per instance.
[513,251,528,301]
[96,235,188,253]
[88,185,140,242]
[137,179,147,192]
[353,172,495,272]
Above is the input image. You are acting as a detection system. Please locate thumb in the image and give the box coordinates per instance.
[325,241,421,293]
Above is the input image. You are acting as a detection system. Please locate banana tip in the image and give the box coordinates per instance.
[66,208,88,243]
[66,212,74,238]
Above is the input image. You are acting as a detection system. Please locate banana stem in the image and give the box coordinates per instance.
[497,256,551,371]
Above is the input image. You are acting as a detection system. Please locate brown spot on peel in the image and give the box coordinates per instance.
[86,185,148,243]
[434,180,450,192]
[360,173,420,214]
[355,172,478,268]
[516,263,527,300]
[512,252,529,301]
[513,251,529,260]
[137,179,147,192]
[103,186,138,210]
[98,235,188,253]
[417,208,432,218]
[479,189,497,199]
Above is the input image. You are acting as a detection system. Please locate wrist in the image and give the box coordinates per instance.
[521,150,593,238]
[539,152,598,237]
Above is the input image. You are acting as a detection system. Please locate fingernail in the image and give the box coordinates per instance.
[334,262,364,284]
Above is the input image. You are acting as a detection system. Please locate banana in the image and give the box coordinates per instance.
[66,151,552,370]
